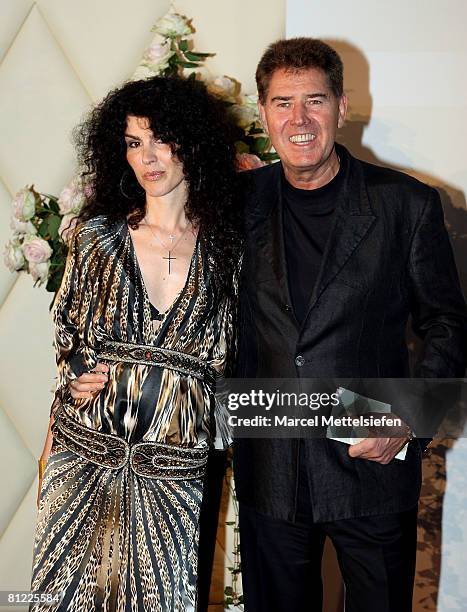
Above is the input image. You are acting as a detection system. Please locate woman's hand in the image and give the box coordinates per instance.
[69,362,109,399]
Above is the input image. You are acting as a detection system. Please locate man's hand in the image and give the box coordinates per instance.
[348,412,412,464]
[69,362,109,399]
[348,437,409,464]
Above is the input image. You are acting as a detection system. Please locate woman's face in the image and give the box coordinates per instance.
[124,115,186,200]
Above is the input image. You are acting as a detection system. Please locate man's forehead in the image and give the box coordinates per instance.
[267,67,331,94]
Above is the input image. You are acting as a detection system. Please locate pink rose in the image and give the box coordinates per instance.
[29,261,50,284]
[22,235,52,264]
[58,176,89,215]
[3,238,25,272]
[235,153,266,172]
[10,216,36,235]
[12,188,36,221]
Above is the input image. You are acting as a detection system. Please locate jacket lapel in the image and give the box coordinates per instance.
[249,163,298,324]
[301,150,376,328]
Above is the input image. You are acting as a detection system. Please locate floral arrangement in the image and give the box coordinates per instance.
[4,179,88,293]
[3,11,276,295]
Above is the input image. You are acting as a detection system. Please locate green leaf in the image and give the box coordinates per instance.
[37,219,49,238]
[184,51,204,61]
[178,61,199,69]
[48,199,60,214]
[260,152,280,162]
[178,39,188,52]
[235,141,250,154]
[191,51,211,57]
[47,214,62,239]
[251,136,269,154]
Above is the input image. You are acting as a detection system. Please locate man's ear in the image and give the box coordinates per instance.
[337,94,348,128]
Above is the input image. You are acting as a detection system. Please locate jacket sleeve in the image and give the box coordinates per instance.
[408,187,467,378]
[50,225,98,418]
[405,188,467,437]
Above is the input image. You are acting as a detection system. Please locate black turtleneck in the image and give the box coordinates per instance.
[282,152,347,325]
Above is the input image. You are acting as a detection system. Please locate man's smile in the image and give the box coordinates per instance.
[288,133,316,144]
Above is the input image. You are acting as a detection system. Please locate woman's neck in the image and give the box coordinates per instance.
[144,189,189,232]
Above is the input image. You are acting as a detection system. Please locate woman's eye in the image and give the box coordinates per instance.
[127,141,139,149]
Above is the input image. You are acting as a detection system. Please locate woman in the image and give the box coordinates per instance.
[31,76,242,611]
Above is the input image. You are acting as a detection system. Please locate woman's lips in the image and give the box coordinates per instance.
[143,171,165,181]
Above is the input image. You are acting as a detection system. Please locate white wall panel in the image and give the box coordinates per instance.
[0,273,55,455]
[0,5,91,194]
[0,0,34,62]
[0,178,17,304]
[37,0,171,100]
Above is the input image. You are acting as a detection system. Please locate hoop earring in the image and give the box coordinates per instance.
[119,170,144,199]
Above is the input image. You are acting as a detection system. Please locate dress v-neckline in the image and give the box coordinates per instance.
[125,222,199,327]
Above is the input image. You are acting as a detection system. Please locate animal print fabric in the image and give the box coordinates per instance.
[30,216,238,611]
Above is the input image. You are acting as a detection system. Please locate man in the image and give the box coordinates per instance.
[234,38,467,611]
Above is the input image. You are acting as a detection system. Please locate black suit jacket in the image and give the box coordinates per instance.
[234,144,467,522]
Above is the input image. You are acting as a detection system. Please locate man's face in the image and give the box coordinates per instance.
[259,67,347,186]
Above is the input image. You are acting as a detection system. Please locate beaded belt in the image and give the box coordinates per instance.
[98,340,216,384]
[52,409,208,480]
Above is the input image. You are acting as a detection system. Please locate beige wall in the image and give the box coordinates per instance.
[0,1,284,606]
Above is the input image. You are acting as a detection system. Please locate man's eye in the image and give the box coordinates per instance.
[278,102,290,108]
[307,99,322,105]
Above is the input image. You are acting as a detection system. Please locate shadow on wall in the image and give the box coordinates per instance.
[323,38,467,612]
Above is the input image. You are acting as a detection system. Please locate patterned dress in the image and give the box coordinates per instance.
[30,216,237,611]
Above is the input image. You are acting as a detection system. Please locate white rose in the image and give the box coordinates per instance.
[58,177,86,215]
[142,41,174,72]
[3,238,25,272]
[59,214,79,245]
[10,216,36,235]
[153,13,192,38]
[242,94,259,112]
[29,261,50,284]
[207,76,237,99]
[22,235,53,264]
[230,103,258,129]
[132,65,157,81]
[12,188,36,221]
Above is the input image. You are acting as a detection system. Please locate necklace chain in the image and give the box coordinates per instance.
[143,218,190,252]
[143,218,191,275]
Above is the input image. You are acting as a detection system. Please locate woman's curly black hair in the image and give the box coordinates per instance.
[74,76,243,295]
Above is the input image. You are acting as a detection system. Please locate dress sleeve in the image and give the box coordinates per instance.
[211,256,243,449]
[50,225,98,418]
